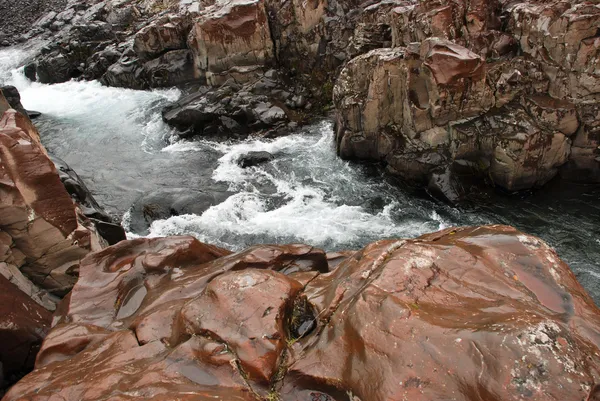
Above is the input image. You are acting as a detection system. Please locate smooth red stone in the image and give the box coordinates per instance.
[4,226,600,401]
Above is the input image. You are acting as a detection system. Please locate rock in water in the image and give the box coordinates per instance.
[5,225,600,400]
[127,187,231,234]
[237,151,274,168]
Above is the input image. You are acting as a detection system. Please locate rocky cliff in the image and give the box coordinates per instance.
[3,224,600,400]
[334,1,600,199]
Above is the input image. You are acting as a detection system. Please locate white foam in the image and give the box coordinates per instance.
[141,122,447,250]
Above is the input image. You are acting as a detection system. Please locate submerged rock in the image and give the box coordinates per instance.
[127,187,231,234]
[237,151,274,168]
[5,225,600,400]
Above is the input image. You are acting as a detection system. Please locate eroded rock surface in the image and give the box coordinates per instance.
[5,225,600,400]
[334,0,600,196]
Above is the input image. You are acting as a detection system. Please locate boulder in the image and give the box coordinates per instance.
[133,15,190,60]
[4,225,600,400]
[188,0,274,86]
[237,151,274,168]
[162,83,291,137]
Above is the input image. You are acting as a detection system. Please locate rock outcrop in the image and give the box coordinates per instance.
[10,0,600,191]
[5,225,600,400]
[334,0,600,197]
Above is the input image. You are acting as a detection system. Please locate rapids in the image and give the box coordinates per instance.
[2,46,600,302]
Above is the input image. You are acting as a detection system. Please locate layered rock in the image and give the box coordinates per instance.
[333,0,600,195]
[5,225,600,400]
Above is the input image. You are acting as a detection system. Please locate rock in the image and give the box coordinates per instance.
[0,92,107,298]
[133,15,190,60]
[162,83,291,137]
[51,155,126,245]
[27,110,42,119]
[5,225,600,400]
[0,86,28,116]
[0,275,52,393]
[237,151,274,168]
[143,49,196,88]
[427,166,464,203]
[188,0,274,86]
[127,188,231,234]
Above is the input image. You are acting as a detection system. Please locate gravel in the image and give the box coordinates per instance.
[0,0,67,45]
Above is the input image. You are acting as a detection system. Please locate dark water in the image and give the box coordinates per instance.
[2,48,600,303]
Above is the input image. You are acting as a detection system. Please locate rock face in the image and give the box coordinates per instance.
[5,225,600,400]
[334,0,600,196]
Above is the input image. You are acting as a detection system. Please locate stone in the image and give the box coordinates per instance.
[237,151,274,168]
[5,225,600,400]
[127,187,231,235]
[133,15,190,60]
[188,0,274,86]
[0,275,52,392]
[143,49,196,88]
[0,95,107,297]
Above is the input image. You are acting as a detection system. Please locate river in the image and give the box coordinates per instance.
[2,46,600,303]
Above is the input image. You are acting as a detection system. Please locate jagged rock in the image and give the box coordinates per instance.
[5,225,600,400]
[188,0,274,86]
[51,156,126,245]
[0,89,120,301]
[0,109,105,296]
[162,82,291,137]
[237,151,274,168]
[133,15,190,60]
[0,86,28,116]
[143,49,196,88]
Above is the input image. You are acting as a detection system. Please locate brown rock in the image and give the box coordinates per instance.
[188,0,274,86]
[0,99,108,299]
[0,275,51,391]
[133,15,191,60]
[5,226,600,400]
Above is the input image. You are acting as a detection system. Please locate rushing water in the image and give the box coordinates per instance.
[2,47,600,302]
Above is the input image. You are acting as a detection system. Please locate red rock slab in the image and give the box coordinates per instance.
[0,110,76,237]
[284,225,600,401]
[5,226,600,401]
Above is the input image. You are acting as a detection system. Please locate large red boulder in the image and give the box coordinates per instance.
[4,225,600,400]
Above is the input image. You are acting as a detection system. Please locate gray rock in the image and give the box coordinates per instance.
[237,151,275,168]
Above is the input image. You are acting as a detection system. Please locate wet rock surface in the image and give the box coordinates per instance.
[0,88,123,303]
[0,275,52,397]
[4,225,600,400]
[127,187,232,235]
